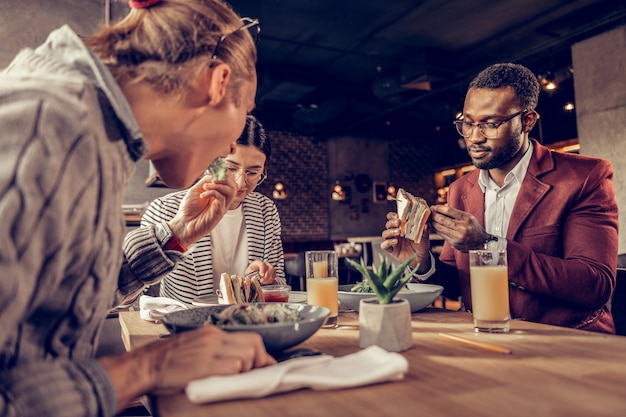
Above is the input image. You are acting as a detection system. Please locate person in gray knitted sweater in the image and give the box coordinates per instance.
[0,1,275,416]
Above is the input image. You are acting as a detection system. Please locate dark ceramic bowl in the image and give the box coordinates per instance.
[161,303,329,352]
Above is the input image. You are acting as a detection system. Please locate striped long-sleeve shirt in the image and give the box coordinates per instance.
[140,190,286,304]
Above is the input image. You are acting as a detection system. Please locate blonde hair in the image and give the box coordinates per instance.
[85,0,256,101]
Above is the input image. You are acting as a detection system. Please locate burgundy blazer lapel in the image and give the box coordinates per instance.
[507,177,550,239]
[507,140,554,239]
[459,172,486,227]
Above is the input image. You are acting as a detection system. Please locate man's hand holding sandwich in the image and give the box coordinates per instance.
[381,187,498,275]
[381,188,432,274]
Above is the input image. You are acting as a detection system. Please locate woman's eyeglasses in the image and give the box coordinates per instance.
[225,161,267,185]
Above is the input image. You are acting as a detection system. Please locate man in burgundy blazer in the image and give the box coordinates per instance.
[382,63,618,333]
[437,138,618,333]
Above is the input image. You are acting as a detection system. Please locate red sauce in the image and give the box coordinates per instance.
[263,293,289,302]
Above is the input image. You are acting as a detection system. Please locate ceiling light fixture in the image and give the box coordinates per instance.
[540,71,557,91]
[332,180,346,201]
[272,182,287,200]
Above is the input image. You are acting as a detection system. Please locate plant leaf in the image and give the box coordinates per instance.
[345,257,388,303]
[383,254,418,301]
[382,254,416,288]
[377,254,387,281]
[362,264,388,303]
[346,254,418,304]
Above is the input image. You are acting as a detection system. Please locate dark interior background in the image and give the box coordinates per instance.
[1,0,624,246]
[227,0,624,151]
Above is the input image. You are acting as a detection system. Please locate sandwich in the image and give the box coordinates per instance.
[217,272,265,304]
[396,188,431,244]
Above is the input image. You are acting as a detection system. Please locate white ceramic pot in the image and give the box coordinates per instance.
[358,297,413,352]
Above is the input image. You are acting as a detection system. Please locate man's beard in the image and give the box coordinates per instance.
[469,134,522,170]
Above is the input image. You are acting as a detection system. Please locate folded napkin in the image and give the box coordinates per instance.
[139,295,188,322]
[186,345,409,404]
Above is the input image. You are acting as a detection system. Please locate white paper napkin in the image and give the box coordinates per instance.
[186,345,409,404]
[139,295,188,322]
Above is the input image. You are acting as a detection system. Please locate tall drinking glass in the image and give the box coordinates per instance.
[469,250,510,333]
[306,250,338,328]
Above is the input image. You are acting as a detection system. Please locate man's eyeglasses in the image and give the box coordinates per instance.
[226,161,267,185]
[454,109,529,139]
[209,17,260,68]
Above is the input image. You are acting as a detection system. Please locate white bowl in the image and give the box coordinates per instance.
[338,283,443,313]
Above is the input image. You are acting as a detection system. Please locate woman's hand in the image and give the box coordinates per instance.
[246,260,277,284]
[167,174,236,248]
[380,212,431,272]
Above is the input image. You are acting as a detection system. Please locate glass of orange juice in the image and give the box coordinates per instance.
[469,250,510,333]
[306,250,338,328]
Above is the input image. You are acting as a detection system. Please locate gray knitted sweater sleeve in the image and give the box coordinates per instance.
[0,25,190,416]
[0,33,141,417]
[0,78,124,416]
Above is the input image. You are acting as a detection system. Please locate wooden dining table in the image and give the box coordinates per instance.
[118,308,626,417]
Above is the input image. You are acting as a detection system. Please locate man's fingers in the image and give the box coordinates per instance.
[380,238,397,252]
[432,204,467,221]
[386,211,399,221]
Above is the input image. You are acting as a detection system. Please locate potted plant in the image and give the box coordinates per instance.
[346,254,417,352]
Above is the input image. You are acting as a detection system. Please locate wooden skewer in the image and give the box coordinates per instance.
[438,332,512,355]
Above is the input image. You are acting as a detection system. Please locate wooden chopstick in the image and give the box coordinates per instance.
[438,332,512,355]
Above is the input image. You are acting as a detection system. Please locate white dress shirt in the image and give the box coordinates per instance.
[413,140,534,280]
[478,140,534,249]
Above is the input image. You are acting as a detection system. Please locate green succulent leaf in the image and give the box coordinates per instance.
[346,253,418,304]
[362,259,388,303]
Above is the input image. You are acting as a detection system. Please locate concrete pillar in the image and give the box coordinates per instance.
[572,26,626,254]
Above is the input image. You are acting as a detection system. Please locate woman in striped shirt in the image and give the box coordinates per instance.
[142,115,286,304]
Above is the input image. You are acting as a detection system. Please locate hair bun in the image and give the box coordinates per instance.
[129,0,161,9]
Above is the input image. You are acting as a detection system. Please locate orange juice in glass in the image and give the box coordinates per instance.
[469,250,510,333]
[306,251,338,328]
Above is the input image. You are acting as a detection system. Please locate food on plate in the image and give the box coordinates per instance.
[350,280,410,294]
[209,303,301,326]
[217,272,265,304]
[350,279,374,293]
[206,157,228,181]
[396,187,431,244]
